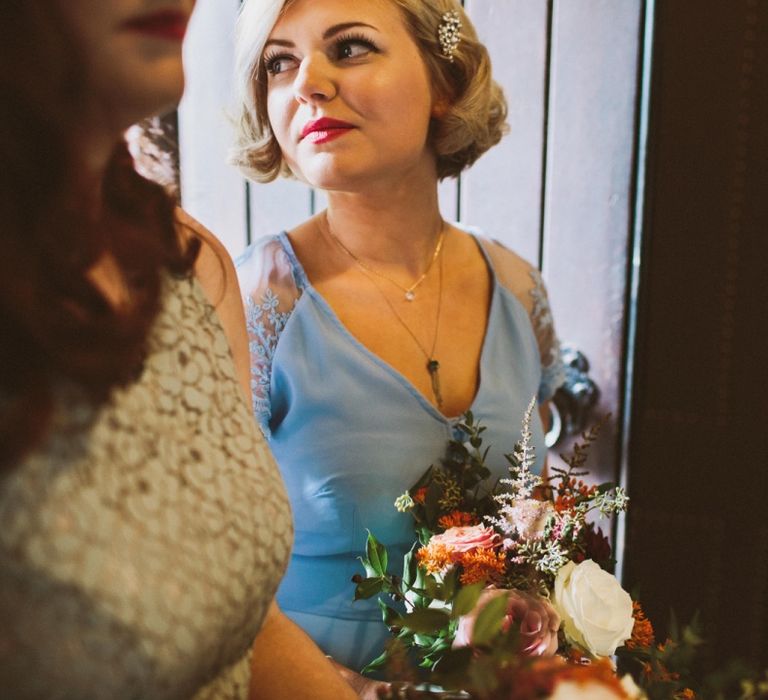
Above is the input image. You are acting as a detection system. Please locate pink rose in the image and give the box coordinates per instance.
[430,525,500,556]
[453,588,561,656]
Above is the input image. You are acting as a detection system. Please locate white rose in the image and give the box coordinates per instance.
[552,559,634,657]
[620,673,648,699]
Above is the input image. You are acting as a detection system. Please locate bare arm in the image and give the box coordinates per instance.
[249,602,359,700]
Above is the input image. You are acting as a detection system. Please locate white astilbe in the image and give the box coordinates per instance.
[498,396,541,499]
[488,397,545,539]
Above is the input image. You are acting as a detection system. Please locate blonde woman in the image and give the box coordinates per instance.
[233,0,565,678]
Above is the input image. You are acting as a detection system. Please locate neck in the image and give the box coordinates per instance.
[322,170,445,277]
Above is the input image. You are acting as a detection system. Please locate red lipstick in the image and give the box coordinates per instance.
[301,117,355,145]
[121,9,190,41]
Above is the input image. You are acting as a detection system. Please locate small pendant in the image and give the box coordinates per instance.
[427,359,443,407]
[404,290,415,301]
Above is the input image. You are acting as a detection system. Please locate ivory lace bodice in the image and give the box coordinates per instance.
[0,274,292,699]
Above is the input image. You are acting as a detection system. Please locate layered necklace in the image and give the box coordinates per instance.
[328,224,445,302]
[325,218,446,408]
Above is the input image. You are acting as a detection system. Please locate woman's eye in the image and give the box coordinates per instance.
[265,55,296,76]
[336,38,376,60]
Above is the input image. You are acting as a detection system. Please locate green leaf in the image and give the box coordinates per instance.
[365,531,388,576]
[360,648,391,675]
[441,567,459,601]
[451,582,484,618]
[471,592,508,645]
[402,546,418,589]
[413,633,438,647]
[424,574,446,601]
[377,599,401,627]
[395,607,451,635]
[358,556,380,579]
[354,576,384,600]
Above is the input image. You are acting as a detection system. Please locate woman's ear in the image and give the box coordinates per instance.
[431,97,449,119]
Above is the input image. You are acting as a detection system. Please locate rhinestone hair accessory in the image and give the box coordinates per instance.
[438,11,462,61]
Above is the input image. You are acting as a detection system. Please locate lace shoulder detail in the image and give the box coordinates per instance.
[527,269,566,402]
[235,235,302,436]
[477,237,565,403]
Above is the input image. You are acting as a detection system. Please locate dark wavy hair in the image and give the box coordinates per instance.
[0,3,199,469]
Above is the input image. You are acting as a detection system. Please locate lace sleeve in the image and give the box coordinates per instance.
[527,269,565,403]
[235,236,301,437]
[477,236,565,404]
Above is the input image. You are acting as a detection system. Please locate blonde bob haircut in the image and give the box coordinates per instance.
[230,0,508,183]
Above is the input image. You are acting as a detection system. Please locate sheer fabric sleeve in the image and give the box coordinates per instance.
[235,236,301,437]
[479,237,565,403]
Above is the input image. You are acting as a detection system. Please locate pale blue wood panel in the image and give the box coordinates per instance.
[248,179,313,249]
[178,0,248,257]
[461,0,550,263]
[542,0,644,485]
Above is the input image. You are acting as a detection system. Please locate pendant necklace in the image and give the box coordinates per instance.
[327,223,445,302]
[355,242,445,409]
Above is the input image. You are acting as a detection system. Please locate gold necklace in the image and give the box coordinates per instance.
[327,221,445,302]
[358,247,445,408]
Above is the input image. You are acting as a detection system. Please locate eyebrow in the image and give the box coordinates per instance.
[264,22,379,50]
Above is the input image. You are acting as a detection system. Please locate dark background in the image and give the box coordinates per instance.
[623,0,768,668]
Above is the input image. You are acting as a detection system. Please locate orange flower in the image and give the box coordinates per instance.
[458,548,506,585]
[412,487,428,504]
[438,510,478,529]
[675,690,696,700]
[416,541,453,575]
[625,601,655,649]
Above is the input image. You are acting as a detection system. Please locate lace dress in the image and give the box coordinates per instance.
[0,273,293,699]
[236,230,564,671]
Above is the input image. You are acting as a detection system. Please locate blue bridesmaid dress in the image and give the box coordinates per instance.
[236,230,564,671]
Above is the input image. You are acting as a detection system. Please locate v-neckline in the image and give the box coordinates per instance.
[277,230,499,424]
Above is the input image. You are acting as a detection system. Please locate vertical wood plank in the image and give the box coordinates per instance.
[461,0,550,263]
[248,179,313,244]
[542,0,644,485]
[178,0,247,256]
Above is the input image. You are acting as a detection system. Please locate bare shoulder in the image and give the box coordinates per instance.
[174,207,236,307]
[474,235,538,313]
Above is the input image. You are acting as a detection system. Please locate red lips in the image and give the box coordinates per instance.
[300,117,356,144]
[121,9,190,41]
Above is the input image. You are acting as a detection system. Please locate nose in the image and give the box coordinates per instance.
[293,53,336,105]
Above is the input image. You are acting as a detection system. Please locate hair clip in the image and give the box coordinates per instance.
[438,11,462,61]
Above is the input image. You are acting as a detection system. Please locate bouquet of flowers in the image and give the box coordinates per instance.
[352,398,665,698]
[354,398,768,699]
